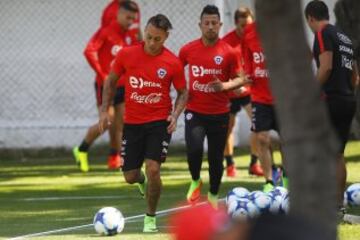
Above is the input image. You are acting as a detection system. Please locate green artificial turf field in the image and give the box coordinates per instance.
[1,141,359,239]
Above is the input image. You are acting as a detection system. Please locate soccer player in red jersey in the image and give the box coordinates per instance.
[99,14,188,232]
[242,22,288,192]
[179,5,251,208]
[222,7,263,178]
[101,0,142,41]
[73,1,139,172]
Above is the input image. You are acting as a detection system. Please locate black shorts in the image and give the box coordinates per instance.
[230,95,251,114]
[121,120,171,172]
[94,82,124,106]
[251,102,279,132]
[326,95,356,153]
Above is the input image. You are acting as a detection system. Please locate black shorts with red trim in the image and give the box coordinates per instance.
[230,95,251,114]
[121,120,171,172]
[94,82,124,106]
[251,102,279,132]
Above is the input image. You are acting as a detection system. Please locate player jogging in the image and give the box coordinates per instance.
[101,0,142,41]
[73,0,139,172]
[179,5,250,208]
[222,7,263,178]
[99,14,188,232]
[242,22,288,193]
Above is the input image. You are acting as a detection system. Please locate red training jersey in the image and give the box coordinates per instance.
[222,30,251,99]
[179,39,242,114]
[101,0,141,38]
[111,43,186,124]
[84,21,138,86]
[242,23,273,105]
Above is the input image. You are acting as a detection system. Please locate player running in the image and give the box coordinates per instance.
[99,14,188,232]
[101,0,142,41]
[179,5,250,208]
[222,7,263,178]
[305,0,359,212]
[73,0,139,172]
[242,21,287,192]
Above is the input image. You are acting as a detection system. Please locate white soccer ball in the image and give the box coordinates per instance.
[248,191,272,213]
[267,192,283,214]
[345,183,360,206]
[227,198,259,220]
[272,186,288,197]
[93,207,125,236]
[280,193,290,214]
[226,187,250,206]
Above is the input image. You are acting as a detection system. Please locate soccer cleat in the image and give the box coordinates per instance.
[281,176,289,189]
[263,182,274,193]
[207,192,218,209]
[143,215,158,233]
[249,163,264,176]
[137,174,146,199]
[272,166,282,185]
[186,179,202,205]
[226,164,237,177]
[107,154,122,170]
[73,147,89,172]
[73,147,80,164]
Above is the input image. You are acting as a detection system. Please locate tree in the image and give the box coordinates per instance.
[334,0,360,139]
[254,0,338,238]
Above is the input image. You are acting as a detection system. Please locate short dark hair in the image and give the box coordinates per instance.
[304,0,329,20]
[234,7,253,23]
[119,0,139,13]
[200,5,220,20]
[146,14,173,32]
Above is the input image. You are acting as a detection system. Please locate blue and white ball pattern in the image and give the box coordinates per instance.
[93,207,125,236]
[345,183,360,206]
[226,187,250,205]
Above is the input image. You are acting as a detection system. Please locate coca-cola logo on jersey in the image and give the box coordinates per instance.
[130,92,162,104]
[129,76,161,89]
[111,45,123,56]
[192,81,215,93]
[254,67,269,78]
[191,65,222,77]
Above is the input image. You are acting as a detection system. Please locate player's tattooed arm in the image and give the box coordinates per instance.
[209,71,251,92]
[99,71,119,133]
[167,88,188,133]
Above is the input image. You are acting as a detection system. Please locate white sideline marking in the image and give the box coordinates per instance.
[344,214,360,224]
[8,201,213,240]
[21,194,180,201]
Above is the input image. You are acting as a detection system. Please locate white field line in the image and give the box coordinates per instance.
[8,200,221,240]
[20,194,180,201]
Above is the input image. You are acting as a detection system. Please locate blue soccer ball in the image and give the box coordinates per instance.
[93,207,125,236]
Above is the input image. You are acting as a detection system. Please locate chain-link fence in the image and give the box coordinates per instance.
[0,0,249,148]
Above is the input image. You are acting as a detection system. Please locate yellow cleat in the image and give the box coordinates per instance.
[207,192,218,209]
[73,147,89,172]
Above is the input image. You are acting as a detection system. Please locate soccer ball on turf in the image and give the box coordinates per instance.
[267,192,283,214]
[248,191,272,213]
[280,193,290,214]
[93,207,125,236]
[345,183,360,206]
[227,198,259,220]
[226,187,250,206]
